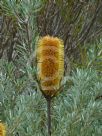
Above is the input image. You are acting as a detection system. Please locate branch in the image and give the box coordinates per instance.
[78,1,102,44]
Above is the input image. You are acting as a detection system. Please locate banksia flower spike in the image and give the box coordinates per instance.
[37,35,64,98]
[0,123,6,136]
[37,35,64,136]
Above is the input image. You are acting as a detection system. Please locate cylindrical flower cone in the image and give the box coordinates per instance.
[0,123,6,136]
[37,35,64,136]
[37,35,64,98]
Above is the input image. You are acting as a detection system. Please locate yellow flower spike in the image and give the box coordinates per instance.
[37,35,64,97]
[0,123,6,136]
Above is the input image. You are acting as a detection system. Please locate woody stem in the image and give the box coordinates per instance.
[46,96,51,136]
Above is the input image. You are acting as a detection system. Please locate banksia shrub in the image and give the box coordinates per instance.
[0,123,6,136]
[37,35,64,97]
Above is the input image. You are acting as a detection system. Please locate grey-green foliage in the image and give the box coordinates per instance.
[73,39,102,74]
[0,0,41,61]
[0,60,102,136]
[53,69,102,136]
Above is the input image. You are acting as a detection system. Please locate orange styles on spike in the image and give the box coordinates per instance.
[37,35,64,97]
[0,123,6,136]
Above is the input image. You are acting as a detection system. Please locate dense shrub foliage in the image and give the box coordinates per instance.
[0,0,102,136]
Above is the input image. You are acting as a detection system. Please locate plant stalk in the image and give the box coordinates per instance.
[46,96,51,136]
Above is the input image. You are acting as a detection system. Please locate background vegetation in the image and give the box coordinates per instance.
[0,0,102,136]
